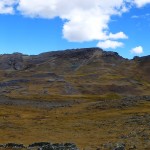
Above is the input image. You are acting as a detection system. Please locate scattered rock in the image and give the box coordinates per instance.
[39,143,79,150]
[0,144,5,148]
[113,143,125,150]
[5,143,25,149]
[0,143,79,150]
[28,142,50,148]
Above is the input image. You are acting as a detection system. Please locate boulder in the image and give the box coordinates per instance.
[113,143,125,150]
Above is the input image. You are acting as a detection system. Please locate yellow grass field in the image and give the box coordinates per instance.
[0,98,150,150]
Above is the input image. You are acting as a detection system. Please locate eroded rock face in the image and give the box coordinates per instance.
[0,53,24,70]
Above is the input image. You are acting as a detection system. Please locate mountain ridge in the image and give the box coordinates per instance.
[0,47,149,99]
[0,47,149,60]
[0,47,149,71]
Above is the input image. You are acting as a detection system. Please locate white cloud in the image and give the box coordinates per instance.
[97,40,124,49]
[130,46,144,54]
[0,0,17,14]
[134,0,150,7]
[0,0,150,49]
[17,0,130,43]
[108,32,128,40]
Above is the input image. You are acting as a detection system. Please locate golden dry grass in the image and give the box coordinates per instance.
[0,99,150,150]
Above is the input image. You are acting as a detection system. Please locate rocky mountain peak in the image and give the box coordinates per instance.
[102,51,124,60]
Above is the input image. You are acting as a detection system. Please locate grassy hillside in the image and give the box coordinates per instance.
[0,48,150,149]
[0,48,149,99]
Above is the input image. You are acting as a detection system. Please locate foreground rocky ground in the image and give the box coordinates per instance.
[0,142,132,150]
[0,95,150,150]
[0,142,79,150]
[0,142,133,150]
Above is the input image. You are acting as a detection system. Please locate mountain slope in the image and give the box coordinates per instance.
[0,48,150,149]
[0,47,149,99]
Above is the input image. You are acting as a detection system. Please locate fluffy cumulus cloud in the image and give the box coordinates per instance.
[130,46,144,54]
[17,0,130,43]
[0,0,18,14]
[1,0,150,49]
[97,40,124,49]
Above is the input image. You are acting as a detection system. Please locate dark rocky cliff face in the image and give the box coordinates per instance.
[0,53,24,70]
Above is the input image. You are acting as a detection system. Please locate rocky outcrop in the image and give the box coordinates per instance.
[0,143,25,149]
[133,55,150,62]
[0,53,24,70]
[0,142,139,150]
[0,142,79,150]
[102,51,123,59]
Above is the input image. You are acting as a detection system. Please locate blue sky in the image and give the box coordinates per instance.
[0,0,150,59]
